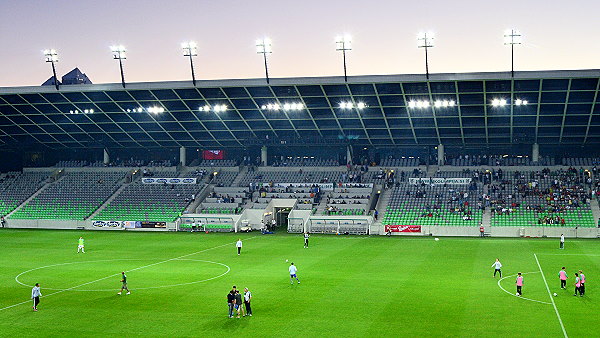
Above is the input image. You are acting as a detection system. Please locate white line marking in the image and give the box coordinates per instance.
[14,259,230,291]
[536,253,600,256]
[1,236,258,312]
[496,272,552,305]
[534,253,569,338]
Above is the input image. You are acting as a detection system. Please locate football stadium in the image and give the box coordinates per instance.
[1,1,600,337]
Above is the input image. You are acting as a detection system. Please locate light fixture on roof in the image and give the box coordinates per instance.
[433,100,455,108]
[147,106,165,114]
[200,105,211,112]
[213,104,227,112]
[491,98,507,107]
[504,29,522,78]
[43,49,60,91]
[338,101,365,109]
[256,37,272,84]
[417,31,434,80]
[181,41,198,86]
[408,100,430,109]
[110,45,127,88]
[514,99,528,106]
[335,34,352,82]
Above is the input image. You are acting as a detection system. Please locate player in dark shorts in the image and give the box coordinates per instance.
[234,290,243,318]
[117,271,130,295]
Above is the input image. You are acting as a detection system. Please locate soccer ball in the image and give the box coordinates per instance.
[553,293,557,297]
[434,238,440,241]
[516,293,519,296]
[286,259,288,262]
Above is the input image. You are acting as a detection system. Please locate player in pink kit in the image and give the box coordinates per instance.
[573,273,582,296]
[515,272,524,296]
[558,267,568,289]
[578,270,585,296]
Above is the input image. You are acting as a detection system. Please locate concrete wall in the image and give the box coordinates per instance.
[5,219,176,232]
[392,225,600,238]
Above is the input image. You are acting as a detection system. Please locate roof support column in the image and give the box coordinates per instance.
[103,148,110,165]
[437,144,444,166]
[532,143,539,163]
[346,145,353,165]
[180,146,187,167]
[261,146,268,166]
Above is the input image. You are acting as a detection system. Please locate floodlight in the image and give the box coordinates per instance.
[417,31,435,79]
[504,29,522,77]
[417,32,434,48]
[504,29,522,45]
[43,49,60,90]
[181,41,199,86]
[256,37,273,83]
[335,34,352,51]
[110,45,127,88]
[335,34,352,82]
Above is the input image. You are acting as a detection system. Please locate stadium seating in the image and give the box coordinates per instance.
[489,169,596,227]
[198,160,237,167]
[11,172,124,220]
[379,157,420,167]
[0,172,49,216]
[562,158,600,167]
[237,170,374,187]
[382,178,484,227]
[94,179,204,222]
[272,158,338,167]
[448,155,554,166]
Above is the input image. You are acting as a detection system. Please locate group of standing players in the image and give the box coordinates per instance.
[491,235,588,298]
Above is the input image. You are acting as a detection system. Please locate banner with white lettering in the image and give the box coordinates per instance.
[92,220,124,230]
[142,177,197,184]
[385,225,422,233]
[269,183,335,191]
[408,177,471,185]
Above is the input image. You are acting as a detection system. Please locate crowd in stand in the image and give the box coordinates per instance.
[208,192,246,203]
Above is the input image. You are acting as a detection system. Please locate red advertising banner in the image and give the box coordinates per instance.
[203,150,224,160]
[385,225,422,233]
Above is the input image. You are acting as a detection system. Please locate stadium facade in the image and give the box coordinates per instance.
[1,69,600,169]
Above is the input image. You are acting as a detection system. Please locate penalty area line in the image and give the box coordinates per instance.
[534,253,568,338]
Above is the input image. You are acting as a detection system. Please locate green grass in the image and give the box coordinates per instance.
[0,229,598,337]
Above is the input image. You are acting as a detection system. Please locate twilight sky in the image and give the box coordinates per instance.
[1,0,599,87]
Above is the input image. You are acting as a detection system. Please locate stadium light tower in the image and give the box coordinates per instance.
[110,45,127,88]
[43,49,60,90]
[417,32,434,80]
[335,34,352,82]
[504,29,522,78]
[256,37,272,84]
[181,41,198,86]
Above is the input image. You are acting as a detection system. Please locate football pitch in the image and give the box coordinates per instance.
[0,229,597,337]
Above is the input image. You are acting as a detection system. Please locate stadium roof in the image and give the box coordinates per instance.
[1,69,600,150]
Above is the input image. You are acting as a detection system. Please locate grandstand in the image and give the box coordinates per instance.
[11,171,124,220]
[0,69,598,237]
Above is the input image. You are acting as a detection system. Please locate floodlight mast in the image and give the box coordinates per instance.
[417,32,434,80]
[504,29,522,78]
[111,45,127,88]
[44,49,59,90]
[182,41,198,86]
[335,35,352,82]
[256,38,272,84]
